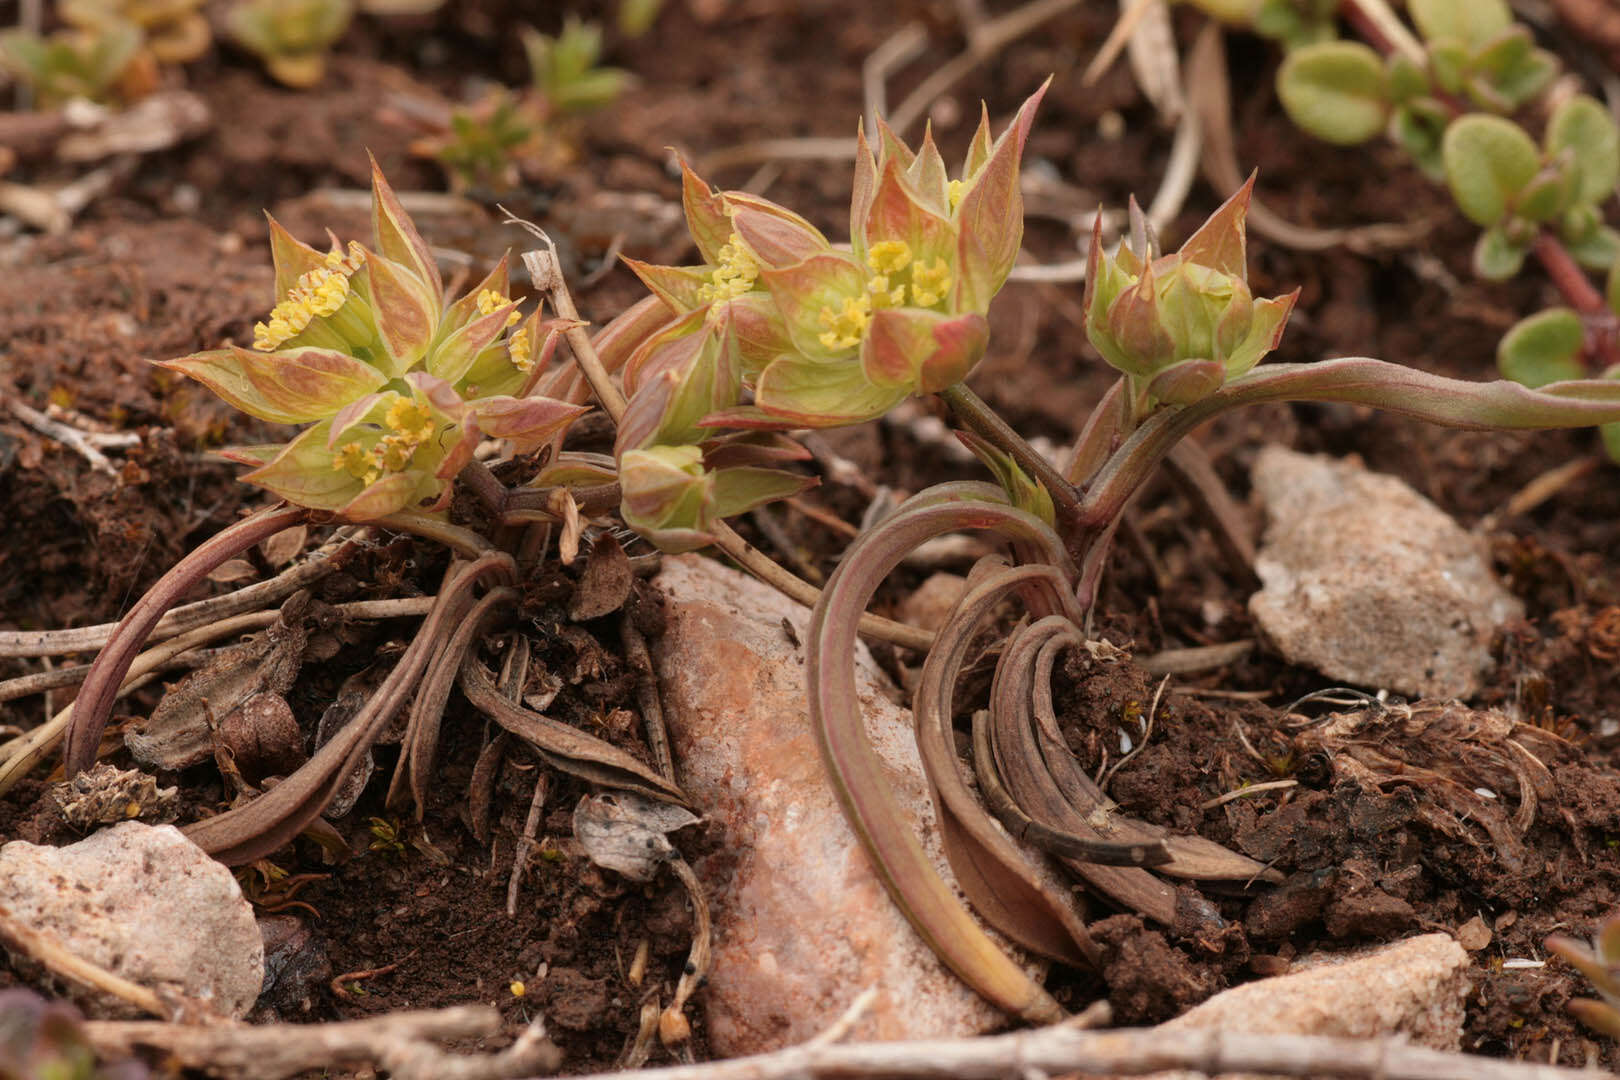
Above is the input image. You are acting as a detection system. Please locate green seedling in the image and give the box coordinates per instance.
[522,18,633,115]
[225,0,354,88]
[1548,914,1620,1039]
[0,21,143,107]
[419,89,551,194]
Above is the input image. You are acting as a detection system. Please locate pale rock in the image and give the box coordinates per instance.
[651,555,1036,1056]
[0,821,263,1018]
[898,572,969,633]
[1120,933,1471,1079]
[1249,447,1521,698]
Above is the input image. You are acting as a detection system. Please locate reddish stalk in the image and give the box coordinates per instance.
[62,503,309,776]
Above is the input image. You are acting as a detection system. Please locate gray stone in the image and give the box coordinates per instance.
[651,555,1046,1056]
[0,822,263,1018]
[1249,447,1521,698]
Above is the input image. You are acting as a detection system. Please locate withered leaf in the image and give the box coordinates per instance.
[573,791,700,882]
[569,533,633,621]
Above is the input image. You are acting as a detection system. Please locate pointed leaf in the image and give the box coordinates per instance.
[441,253,512,335]
[1226,288,1300,376]
[622,257,713,313]
[850,120,878,262]
[872,114,917,172]
[340,470,431,522]
[866,156,956,269]
[428,302,518,384]
[242,421,364,510]
[708,465,817,518]
[470,396,592,454]
[1178,173,1253,278]
[369,154,442,303]
[906,123,951,214]
[364,252,437,375]
[1276,41,1391,145]
[951,80,1048,314]
[266,213,327,299]
[160,346,387,425]
[679,156,731,266]
[593,294,679,377]
[727,199,829,270]
[1443,114,1541,227]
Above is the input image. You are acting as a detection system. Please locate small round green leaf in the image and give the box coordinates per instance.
[1565,225,1620,271]
[1276,42,1391,146]
[1546,95,1620,207]
[1386,54,1430,104]
[1442,114,1541,226]
[1473,225,1529,281]
[1409,0,1511,48]
[1497,308,1585,387]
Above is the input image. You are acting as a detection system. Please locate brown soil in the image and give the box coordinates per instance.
[4,0,1620,1074]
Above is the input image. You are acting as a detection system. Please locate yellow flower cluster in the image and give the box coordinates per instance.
[330,398,436,485]
[695,234,760,303]
[864,240,951,310]
[508,325,534,372]
[815,240,956,353]
[476,288,522,327]
[818,295,872,351]
[252,241,366,352]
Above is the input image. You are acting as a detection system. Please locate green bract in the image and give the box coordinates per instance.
[162,161,588,521]
[0,21,142,107]
[603,82,1050,551]
[1497,308,1584,388]
[1082,178,1298,405]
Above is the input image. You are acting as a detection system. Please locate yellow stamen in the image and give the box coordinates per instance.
[373,433,419,474]
[509,326,534,372]
[333,440,377,482]
[386,398,434,442]
[817,294,871,351]
[867,240,912,275]
[477,288,521,327]
[948,179,965,211]
[911,258,952,308]
[696,234,760,303]
[253,256,359,351]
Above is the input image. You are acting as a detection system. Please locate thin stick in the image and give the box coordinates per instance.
[940,383,1083,523]
[576,1021,1612,1080]
[863,22,928,132]
[7,397,137,474]
[1100,673,1168,791]
[1200,778,1298,811]
[84,1006,560,1080]
[506,771,548,917]
[0,527,358,659]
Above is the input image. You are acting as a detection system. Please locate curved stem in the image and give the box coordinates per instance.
[809,488,1071,1022]
[62,503,310,777]
[375,511,494,559]
[940,383,1083,524]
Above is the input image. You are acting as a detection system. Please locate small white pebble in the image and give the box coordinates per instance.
[1502,958,1546,970]
[1119,730,1134,754]
[1474,787,1498,799]
[1098,111,1125,140]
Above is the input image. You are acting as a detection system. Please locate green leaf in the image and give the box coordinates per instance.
[1442,114,1541,226]
[1546,95,1620,207]
[1497,308,1585,388]
[1427,39,1469,96]
[1409,0,1511,47]
[1276,42,1391,146]
[1471,31,1557,111]
[1393,101,1448,179]
[1473,225,1529,280]
[1565,225,1620,271]
[1386,53,1430,103]
[1514,160,1577,224]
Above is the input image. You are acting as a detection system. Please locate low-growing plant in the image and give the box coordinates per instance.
[0,21,145,107]
[62,0,212,65]
[225,0,354,88]
[413,18,633,193]
[1185,0,1620,461]
[44,82,1620,1023]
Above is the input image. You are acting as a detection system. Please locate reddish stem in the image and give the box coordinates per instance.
[1533,232,1607,316]
[62,503,309,776]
